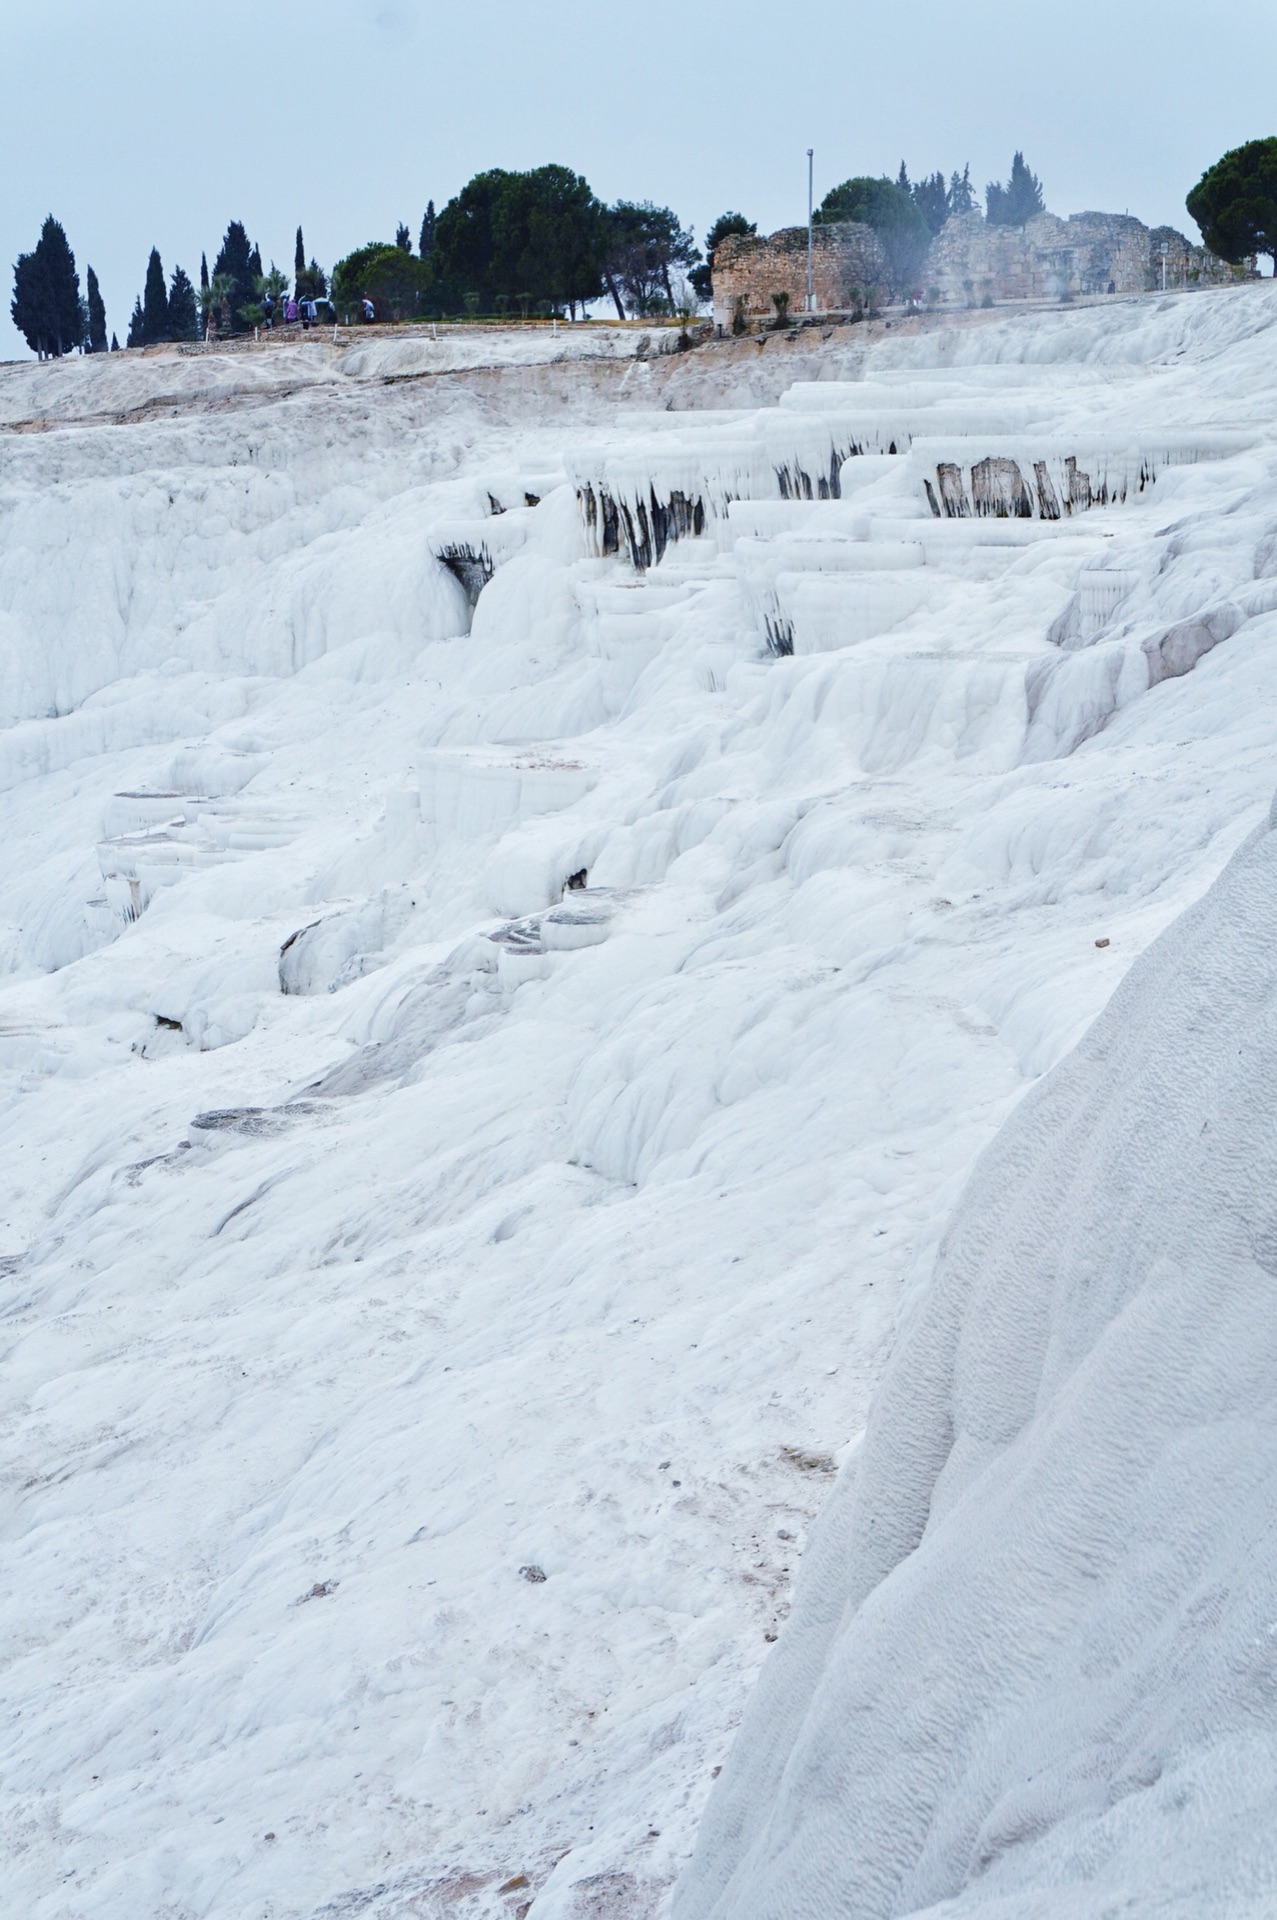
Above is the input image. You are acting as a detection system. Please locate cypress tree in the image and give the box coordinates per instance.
[11,252,49,356]
[48,217,82,353]
[912,171,950,236]
[200,252,209,295]
[948,165,976,216]
[110,332,119,351]
[248,242,262,281]
[987,152,1045,226]
[126,298,145,348]
[86,265,108,352]
[396,222,412,253]
[1005,151,1045,223]
[168,265,198,341]
[10,215,82,357]
[142,247,169,342]
[419,201,436,261]
[213,221,257,332]
[295,226,306,288]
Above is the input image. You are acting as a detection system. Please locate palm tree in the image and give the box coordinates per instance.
[201,272,234,339]
[257,264,289,311]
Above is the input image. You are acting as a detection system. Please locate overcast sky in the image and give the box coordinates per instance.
[3,0,1275,358]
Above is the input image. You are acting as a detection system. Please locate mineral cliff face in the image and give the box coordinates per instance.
[713,208,1243,329]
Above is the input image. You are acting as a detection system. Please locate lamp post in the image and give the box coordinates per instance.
[806,148,814,313]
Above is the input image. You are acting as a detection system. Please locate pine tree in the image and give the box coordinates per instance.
[433,167,608,318]
[142,247,169,342]
[601,198,698,316]
[395,223,412,253]
[419,201,436,261]
[127,298,145,348]
[168,265,198,341]
[10,214,83,358]
[897,161,911,194]
[1187,139,1277,274]
[85,265,108,352]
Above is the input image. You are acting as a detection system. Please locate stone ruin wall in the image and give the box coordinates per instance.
[924,210,1234,304]
[1147,225,1237,288]
[714,210,1246,329]
[712,224,887,333]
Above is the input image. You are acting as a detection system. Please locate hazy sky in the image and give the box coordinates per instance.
[3,0,1275,358]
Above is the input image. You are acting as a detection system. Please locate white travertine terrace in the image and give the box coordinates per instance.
[2,289,1277,1920]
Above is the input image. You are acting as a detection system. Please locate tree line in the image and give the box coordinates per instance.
[12,141,1275,359]
[7,168,716,357]
[328,167,707,325]
[10,212,336,357]
[126,222,331,345]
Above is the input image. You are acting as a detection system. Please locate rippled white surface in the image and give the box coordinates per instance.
[3,290,1277,1918]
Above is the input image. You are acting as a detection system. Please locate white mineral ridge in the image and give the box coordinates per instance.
[675,795,1277,1920]
[2,288,1277,1919]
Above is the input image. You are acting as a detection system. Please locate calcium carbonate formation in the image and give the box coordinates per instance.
[1,290,1276,1919]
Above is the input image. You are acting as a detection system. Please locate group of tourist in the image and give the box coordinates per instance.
[260,292,323,330]
[202,289,378,344]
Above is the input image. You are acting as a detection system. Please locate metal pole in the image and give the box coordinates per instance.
[807,149,814,313]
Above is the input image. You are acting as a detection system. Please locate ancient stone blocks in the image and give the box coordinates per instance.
[712,224,887,333]
[713,209,1246,327]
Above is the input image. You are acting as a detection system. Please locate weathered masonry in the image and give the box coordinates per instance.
[926,210,1238,305]
[712,223,886,332]
[713,208,1245,331]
